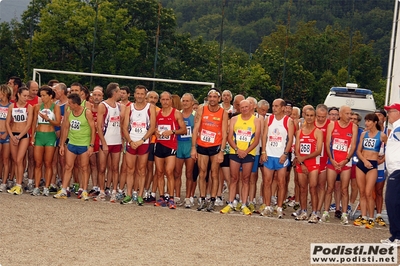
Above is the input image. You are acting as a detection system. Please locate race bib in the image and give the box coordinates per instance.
[200,129,216,143]
[300,143,311,155]
[236,129,251,142]
[181,126,192,138]
[110,115,120,127]
[131,121,147,134]
[0,107,7,119]
[363,138,376,149]
[332,138,348,152]
[12,108,27,123]
[268,135,283,147]
[70,120,81,130]
[158,125,171,140]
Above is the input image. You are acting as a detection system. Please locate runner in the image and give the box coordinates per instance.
[353,113,387,228]
[191,88,228,211]
[154,91,186,209]
[6,87,34,195]
[53,93,95,200]
[31,86,61,196]
[220,99,261,215]
[294,107,323,223]
[0,84,12,192]
[322,105,357,225]
[121,85,156,205]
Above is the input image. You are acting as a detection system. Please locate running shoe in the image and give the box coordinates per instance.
[329,203,336,212]
[154,197,167,207]
[321,211,330,222]
[137,196,144,206]
[77,189,83,199]
[341,214,349,225]
[235,202,242,212]
[184,198,191,208]
[121,195,133,205]
[375,216,386,226]
[53,190,67,199]
[0,183,6,192]
[365,219,375,229]
[287,200,296,207]
[31,187,41,196]
[271,196,277,206]
[42,187,49,197]
[110,192,117,203]
[308,213,319,224]
[132,191,138,202]
[49,186,58,194]
[381,239,400,247]
[257,196,263,205]
[116,191,125,201]
[353,216,367,226]
[145,195,156,203]
[206,200,215,212]
[197,199,207,211]
[215,197,224,207]
[175,197,184,207]
[7,180,14,190]
[261,206,273,217]
[277,207,283,219]
[222,181,228,193]
[293,203,300,210]
[248,202,255,213]
[292,209,302,217]
[335,210,342,219]
[26,183,34,193]
[257,203,266,214]
[220,204,233,214]
[73,183,80,195]
[93,192,106,201]
[104,187,111,197]
[168,199,176,209]
[295,211,308,221]
[190,197,195,206]
[88,189,99,197]
[241,205,252,216]
[81,191,89,201]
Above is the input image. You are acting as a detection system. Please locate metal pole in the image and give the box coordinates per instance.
[281,0,292,98]
[153,2,161,91]
[90,0,99,89]
[217,0,226,88]
[385,0,400,106]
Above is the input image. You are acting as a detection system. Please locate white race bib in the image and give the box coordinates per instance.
[236,129,252,142]
[200,129,216,143]
[268,135,283,147]
[332,138,348,152]
[158,125,171,140]
[300,143,311,155]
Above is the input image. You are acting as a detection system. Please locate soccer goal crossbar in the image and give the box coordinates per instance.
[32,68,215,88]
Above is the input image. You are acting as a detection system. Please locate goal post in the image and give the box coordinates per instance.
[32,68,215,89]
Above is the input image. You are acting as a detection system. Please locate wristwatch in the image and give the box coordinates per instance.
[283,152,289,156]
[141,137,146,141]
[89,144,94,147]
[172,130,176,135]
[234,147,238,152]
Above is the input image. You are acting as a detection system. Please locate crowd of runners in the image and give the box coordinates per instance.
[0,76,395,230]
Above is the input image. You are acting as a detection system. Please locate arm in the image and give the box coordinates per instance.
[31,105,39,144]
[190,106,203,160]
[96,103,108,151]
[18,105,33,138]
[239,117,262,158]
[339,123,358,167]
[86,109,96,156]
[121,104,131,143]
[59,110,71,156]
[260,118,269,162]
[174,110,187,135]
[325,121,336,166]
[280,117,294,164]
[227,116,237,150]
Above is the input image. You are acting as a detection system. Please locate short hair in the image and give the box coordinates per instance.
[135,85,147,93]
[16,86,29,102]
[257,99,270,109]
[26,80,38,89]
[93,85,103,92]
[302,106,315,115]
[105,82,119,98]
[0,84,12,101]
[160,91,172,99]
[146,91,159,99]
[182,93,195,101]
[328,106,339,113]
[47,79,59,87]
[351,111,362,122]
[293,106,302,115]
[55,83,68,96]
[9,76,22,88]
[67,93,82,105]
[120,86,130,94]
[316,104,328,112]
[222,90,232,98]
[246,97,258,106]
[82,86,90,101]
[70,82,83,91]
[39,85,56,99]
[193,99,199,105]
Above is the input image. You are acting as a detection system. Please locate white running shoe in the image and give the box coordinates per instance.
[215,197,224,207]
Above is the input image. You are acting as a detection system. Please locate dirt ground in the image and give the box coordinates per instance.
[0,172,398,266]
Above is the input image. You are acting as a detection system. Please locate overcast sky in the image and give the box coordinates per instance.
[0,0,30,23]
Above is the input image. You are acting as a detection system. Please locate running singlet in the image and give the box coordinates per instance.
[178,111,195,141]
[315,119,330,159]
[0,102,11,120]
[197,105,224,148]
[26,95,39,107]
[298,127,320,166]
[156,108,179,150]
[266,114,290,157]
[37,103,56,125]
[101,101,121,145]
[230,114,256,155]
[150,107,161,144]
[362,130,382,153]
[12,102,28,123]
[129,102,151,144]
[330,121,353,163]
[54,101,66,131]
[68,108,91,146]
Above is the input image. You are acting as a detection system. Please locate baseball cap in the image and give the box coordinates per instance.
[374,108,387,117]
[384,103,400,112]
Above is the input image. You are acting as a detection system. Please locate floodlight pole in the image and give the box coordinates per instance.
[89,0,99,89]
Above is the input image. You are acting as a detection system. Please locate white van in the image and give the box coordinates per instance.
[324,83,376,127]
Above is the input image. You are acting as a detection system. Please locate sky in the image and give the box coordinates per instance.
[0,0,30,23]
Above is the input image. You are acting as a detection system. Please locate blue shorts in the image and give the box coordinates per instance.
[177,140,191,159]
[377,169,386,183]
[67,144,88,155]
[251,155,260,173]
[263,156,289,171]
[0,132,10,144]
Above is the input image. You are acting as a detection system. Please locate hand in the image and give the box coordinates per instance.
[0,132,6,140]
[190,147,198,161]
[237,149,247,159]
[364,160,373,169]
[260,153,267,163]
[300,164,309,175]
[101,144,109,152]
[11,135,19,146]
[59,145,65,156]
[279,154,287,164]
[88,146,93,157]
[31,137,35,146]
[216,151,224,163]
